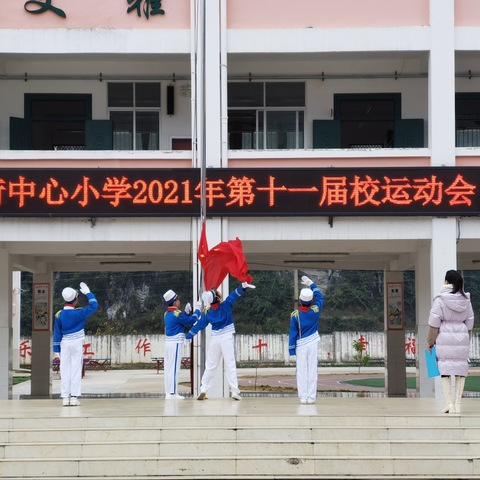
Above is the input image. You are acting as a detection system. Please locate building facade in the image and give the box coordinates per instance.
[1,0,480,399]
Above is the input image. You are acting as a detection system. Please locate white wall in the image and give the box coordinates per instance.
[19,331,471,366]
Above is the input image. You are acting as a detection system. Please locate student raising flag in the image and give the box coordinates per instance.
[198,221,253,290]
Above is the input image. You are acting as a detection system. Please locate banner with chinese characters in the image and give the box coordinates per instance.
[0,167,478,217]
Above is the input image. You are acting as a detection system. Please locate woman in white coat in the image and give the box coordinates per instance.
[427,270,474,414]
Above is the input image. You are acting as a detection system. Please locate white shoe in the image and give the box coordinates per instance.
[165,393,184,400]
[307,398,316,404]
[197,391,207,400]
[231,392,242,401]
[299,398,307,404]
[69,397,81,406]
[62,397,70,407]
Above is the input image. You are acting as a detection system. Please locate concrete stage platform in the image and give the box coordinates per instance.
[9,365,476,415]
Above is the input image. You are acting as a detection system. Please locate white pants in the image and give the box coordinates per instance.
[164,341,183,395]
[60,338,83,399]
[295,339,319,402]
[200,333,239,395]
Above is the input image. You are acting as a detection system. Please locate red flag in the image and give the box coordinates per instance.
[198,224,252,290]
[198,221,209,264]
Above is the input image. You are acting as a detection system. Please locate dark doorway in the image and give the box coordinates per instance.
[25,94,92,150]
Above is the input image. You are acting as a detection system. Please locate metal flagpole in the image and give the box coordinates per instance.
[193,0,207,387]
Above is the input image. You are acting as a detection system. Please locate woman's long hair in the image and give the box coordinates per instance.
[445,270,467,298]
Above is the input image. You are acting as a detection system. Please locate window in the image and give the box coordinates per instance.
[335,94,398,148]
[228,82,305,149]
[313,93,423,149]
[108,83,161,150]
[456,93,480,147]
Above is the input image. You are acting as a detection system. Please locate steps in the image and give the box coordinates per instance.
[0,397,480,478]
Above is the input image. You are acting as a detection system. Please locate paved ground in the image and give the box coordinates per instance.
[13,366,418,399]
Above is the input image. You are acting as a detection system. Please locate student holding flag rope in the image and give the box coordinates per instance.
[185,281,255,400]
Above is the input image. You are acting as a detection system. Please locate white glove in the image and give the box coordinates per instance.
[184,302,192,315]
[301,276,313,287]
[202,291,212,306]
[79,282,90,294]
[195,300,203,311]
[242,282,256,289]
[54,352,60,358]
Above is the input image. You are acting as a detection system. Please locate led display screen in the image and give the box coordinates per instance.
[0,167,478,217]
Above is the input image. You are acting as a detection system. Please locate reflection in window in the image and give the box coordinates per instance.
[108,83,161,150]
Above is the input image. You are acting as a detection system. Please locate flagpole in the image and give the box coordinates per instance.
[195,0,207,385]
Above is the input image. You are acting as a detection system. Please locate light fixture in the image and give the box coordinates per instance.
[290,252,349,256]
[99,261,152,265]
[284,260,336,264]
[76,253,136,259]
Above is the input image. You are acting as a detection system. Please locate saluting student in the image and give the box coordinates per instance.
[289,275,324,405]
[53,282,98,407]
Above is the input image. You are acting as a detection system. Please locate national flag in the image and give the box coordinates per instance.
[198,223,252,290]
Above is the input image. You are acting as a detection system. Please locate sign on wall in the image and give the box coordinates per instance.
[32,283,50,331]
[0,167,477,217]
[386,282,404,330]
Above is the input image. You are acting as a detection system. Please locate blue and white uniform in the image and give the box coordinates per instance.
[186,286,246,397]
[53,292,98,400]
[164,306,200,395]
[289,282,324,403]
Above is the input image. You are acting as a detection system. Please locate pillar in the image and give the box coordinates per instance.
[429,0,455,162]
[0,249,13,399]
[417,218,457,398]
[384,271,407,396]
[31,272,53,398]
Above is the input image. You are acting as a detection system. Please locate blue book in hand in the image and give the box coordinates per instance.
[425,347,440,378]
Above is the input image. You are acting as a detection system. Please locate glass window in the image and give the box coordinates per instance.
[266,82,305,107]
[108,82,161,150]
[456,94,480,147]
[136,83,161,108]
[228,82,305,150]
[228,83,263,107]
[266,111,304,149]
[108,83,133,108]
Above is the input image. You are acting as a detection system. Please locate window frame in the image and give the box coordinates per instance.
[107,82,162,151]
[227,82,305,150]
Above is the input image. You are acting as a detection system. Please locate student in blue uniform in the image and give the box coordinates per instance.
[186,281,255,401]
[53,282,98,406]
[289,276,324,404]
[163,289,202,399]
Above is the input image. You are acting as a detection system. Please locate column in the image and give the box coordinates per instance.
[429,0,455,164]
[0,249,13,399]
[12,271,21,371]
[31,272,53,398]
[417,218,457,398]
[384,271,407,397]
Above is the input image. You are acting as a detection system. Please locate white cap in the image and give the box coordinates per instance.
[299,288,313,305]
[62,287,78,303]
[163,289,178,305]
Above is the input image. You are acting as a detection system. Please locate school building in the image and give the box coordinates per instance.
[0,0,480,399]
